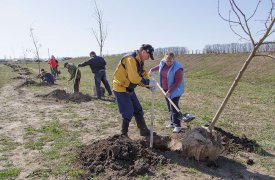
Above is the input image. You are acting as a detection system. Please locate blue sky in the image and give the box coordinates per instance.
[0,0,273,59]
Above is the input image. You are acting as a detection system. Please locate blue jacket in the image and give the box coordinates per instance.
[79,55,106,73]
[159,59,184,99]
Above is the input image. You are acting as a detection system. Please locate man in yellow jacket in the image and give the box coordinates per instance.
[113,44,156,137]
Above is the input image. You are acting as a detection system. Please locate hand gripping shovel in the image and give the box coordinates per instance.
[155,82,196,123]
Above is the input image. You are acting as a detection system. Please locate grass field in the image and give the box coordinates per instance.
[11,53,275,148]
[1,52,275,179]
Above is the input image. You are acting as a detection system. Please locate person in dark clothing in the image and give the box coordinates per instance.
[40,69,55,85]
[78,51,112,99]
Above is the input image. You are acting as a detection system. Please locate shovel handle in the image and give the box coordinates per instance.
[156,82,181,113]
[72,67,79,88]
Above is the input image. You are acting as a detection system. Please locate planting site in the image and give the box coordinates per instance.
[0,53,274,179]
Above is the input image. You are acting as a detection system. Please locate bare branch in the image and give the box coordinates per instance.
[247,0,261,21]
[91,0,108,56]
[255,53,275,60]
[210,0,275,133]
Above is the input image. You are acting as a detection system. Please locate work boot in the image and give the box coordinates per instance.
[121,121,129,137]
[135,117,155,137]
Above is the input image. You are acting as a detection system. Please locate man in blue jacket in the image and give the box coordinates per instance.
[78,51,112,99]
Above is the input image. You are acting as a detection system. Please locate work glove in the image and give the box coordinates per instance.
[149,79,157,92]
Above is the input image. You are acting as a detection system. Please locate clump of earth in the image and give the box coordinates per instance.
[38,89,92,103]
[78,135,169,178]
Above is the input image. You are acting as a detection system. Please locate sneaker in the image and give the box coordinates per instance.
[166,124,174,128]
[173,127,181,133]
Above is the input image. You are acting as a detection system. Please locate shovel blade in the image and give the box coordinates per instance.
[179,113,196,122]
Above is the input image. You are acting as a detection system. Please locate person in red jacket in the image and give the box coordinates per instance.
[48,55,58,78]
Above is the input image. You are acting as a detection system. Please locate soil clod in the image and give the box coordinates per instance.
[78,135,168,177]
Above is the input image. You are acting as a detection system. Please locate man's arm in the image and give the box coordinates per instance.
[78,59,91,67]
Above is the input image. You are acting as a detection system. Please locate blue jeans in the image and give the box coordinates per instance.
[94,70,112,98]
[165,96,181,127]
[114,91,144,122]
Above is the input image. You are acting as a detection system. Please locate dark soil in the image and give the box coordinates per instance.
[15,79,38,89]
[78,135,169,178]
[214,126,262,154]
[77,127,263,178]
[38,89,92,103]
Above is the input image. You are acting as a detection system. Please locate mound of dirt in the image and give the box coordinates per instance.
[39,89,92,103]
[16,79,38,89]
[214,126,262,153]
[78,135,168,178]
[180,126,224,161]
[42,89,68,100]
[12,76,25,79]
[67,92,92,103]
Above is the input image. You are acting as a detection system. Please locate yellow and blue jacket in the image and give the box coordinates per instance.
[113,50,150,92]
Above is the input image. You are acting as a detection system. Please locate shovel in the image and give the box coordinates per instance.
[72,67,79,94]
[155,82,196,123]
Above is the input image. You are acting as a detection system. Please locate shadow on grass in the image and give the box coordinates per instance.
[161,151,274,179]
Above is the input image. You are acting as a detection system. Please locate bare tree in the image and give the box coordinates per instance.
[92,0,108,56]
[209,0,275,133]
[30,27,42,75]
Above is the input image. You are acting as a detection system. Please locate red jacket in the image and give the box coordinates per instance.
[48,58,58,68]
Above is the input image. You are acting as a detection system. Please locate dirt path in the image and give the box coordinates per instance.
[0,79,66,178]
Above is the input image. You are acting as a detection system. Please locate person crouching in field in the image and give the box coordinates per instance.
[64,62,81,94]
[39,69,55,85]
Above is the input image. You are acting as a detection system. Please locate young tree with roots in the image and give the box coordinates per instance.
[92,0,108,56]
[209,0,275,133]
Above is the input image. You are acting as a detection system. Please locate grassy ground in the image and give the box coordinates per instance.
[0,64,16,89]
[2,52,275,179]
[13,53,275,149]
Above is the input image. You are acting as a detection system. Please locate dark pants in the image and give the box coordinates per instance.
[51,67,58,78]
[114,91,144,122]
[74,78,80,93]
[94,70,112,98]
[165,96,181,127]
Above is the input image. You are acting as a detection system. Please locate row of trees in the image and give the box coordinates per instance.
[203,42,275,54]
[154,41,275,56]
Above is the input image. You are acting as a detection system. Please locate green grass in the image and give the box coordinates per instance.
[0,168,21,180]
[0,136,21,153]
[0,64,16,88]
[24,120,82,178]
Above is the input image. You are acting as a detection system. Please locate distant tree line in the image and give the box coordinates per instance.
[154,47,189,56]
[203,42,275,54]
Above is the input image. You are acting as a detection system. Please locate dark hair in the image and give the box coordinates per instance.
[166,52,175,58]
[90,51,96,56]
[139,44,154,60]
[41,68,45,72]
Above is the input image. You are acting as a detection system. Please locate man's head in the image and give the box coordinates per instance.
[64,62,68,68]
[164,52,175,67]
[139,44,154,61]
[90,51,96,57]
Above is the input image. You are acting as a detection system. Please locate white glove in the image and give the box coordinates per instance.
[149,79,157,92]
